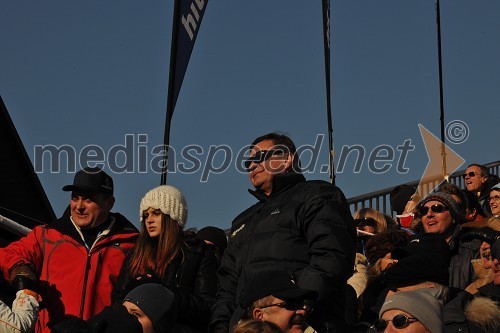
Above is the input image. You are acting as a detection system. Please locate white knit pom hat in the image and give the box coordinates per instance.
[140,185,188,227]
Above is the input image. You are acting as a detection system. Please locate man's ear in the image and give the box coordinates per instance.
[253,308,264,320]
[284,153,294,172]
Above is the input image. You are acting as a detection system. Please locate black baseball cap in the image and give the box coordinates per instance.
[240,270,317,308]
[62,167,114,195]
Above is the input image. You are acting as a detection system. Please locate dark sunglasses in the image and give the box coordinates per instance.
[259,300,313,312]
[418,204,448,216]
[244,149,284,171]
[354,217,378,228]
[462,171,478,179]
[372,314,418,331]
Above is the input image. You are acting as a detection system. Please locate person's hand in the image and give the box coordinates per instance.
[10,265,38,293]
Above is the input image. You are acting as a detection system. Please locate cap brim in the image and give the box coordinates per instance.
[274,288,317,302]
[62,184,111,193]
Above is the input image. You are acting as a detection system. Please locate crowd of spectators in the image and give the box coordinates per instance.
[0,132,499,333]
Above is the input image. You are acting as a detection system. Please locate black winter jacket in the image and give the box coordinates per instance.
[210,173,356,333]
[112,234,218,333]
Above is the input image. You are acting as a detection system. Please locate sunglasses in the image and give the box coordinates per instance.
[354,217,378,228]
[418,204,448,216]
[244,149,284,172]
[372,314,418,331]
[259,300,313,312]
[462,171,478,179]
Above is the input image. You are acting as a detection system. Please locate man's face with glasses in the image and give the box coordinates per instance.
[253,296,310,333]
[246,140,292,196]
[463,166,487,192]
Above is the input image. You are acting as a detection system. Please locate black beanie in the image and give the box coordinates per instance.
[124,283,178,333]
[87,304,142,333]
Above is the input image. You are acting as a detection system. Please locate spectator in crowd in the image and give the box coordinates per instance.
[0,272,41,333]
[418,191,479,289]
[461,216,500,293]
[197,226,228,267]
[354,208,389,235]
[0,168,138,333]
[120,283,178,333]
[239,270,316,333]
[231,320,283,333]
[112,185,217,333]
[463,190,487,222]
[210,133,356,333]
[463,164,499,216]
[375,288,444,333]
[489,183,500,217]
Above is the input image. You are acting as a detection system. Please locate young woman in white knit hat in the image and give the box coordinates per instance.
[111,185,218,333]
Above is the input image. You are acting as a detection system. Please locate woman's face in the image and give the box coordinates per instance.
[143,207,163,238]
[421,201,454,236]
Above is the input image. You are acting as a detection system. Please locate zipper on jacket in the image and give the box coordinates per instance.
[79,251,91,319]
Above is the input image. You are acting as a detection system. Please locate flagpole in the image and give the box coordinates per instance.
[435,0,447,180]
[321,0,335,185]
[161,0,182,185]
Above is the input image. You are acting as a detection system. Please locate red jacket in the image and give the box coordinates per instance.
[0,213,138,333]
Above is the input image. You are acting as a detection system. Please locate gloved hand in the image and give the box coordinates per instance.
[10,265,38,293]
[460,227,500,245]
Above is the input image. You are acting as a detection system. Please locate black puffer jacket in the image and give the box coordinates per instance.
[112,234,218,333]
[210,173,356,333]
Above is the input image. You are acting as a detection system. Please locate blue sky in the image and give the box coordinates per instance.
[1,1,498,230]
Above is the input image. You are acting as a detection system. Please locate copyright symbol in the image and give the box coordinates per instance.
[446,120,469,144]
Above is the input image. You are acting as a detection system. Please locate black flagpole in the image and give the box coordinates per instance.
[161,0,182,185]
[436,0,447,179]
[322,0,335,185]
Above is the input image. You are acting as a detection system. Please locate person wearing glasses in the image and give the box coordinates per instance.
[239,270,316,333]
[463,164,500,216]
[374,288,443,333]
[418,191,480,289]
[488,183,500,217]
[210,133,356,333]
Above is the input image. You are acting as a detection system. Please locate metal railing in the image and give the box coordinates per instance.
[347,160,500,216]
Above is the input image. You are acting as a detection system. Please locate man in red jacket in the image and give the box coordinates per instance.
[0,167,138,333]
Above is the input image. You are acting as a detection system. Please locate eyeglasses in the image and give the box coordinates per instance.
[244,149,284,171]
[259,300,313,312]
[371,314,419,332]
[488,195,500,203]
[354,217,378,228]
[462,171,478,179]
[418,204,448,216]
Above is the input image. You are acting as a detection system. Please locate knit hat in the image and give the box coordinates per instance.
[140,185,187,227]
[380,288,444,333]
[124,283,178,333]
[419,191,465,224]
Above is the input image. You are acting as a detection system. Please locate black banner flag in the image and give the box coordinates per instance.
[162,0,209,184]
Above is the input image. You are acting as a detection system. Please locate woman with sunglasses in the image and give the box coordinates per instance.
[373,288,443,333]
[111,185,218,333]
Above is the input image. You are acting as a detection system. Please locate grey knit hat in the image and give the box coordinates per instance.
[420,191,465,223]
[140,185,188,227]
[380,288,444,333]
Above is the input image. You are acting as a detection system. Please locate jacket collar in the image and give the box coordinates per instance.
[249,172,306,201]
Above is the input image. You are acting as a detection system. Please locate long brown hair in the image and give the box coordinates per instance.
[128,212,183,277]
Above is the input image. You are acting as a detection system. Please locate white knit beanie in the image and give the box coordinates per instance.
[140,185,188,227]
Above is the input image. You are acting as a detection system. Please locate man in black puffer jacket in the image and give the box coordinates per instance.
[210,133,356,333]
